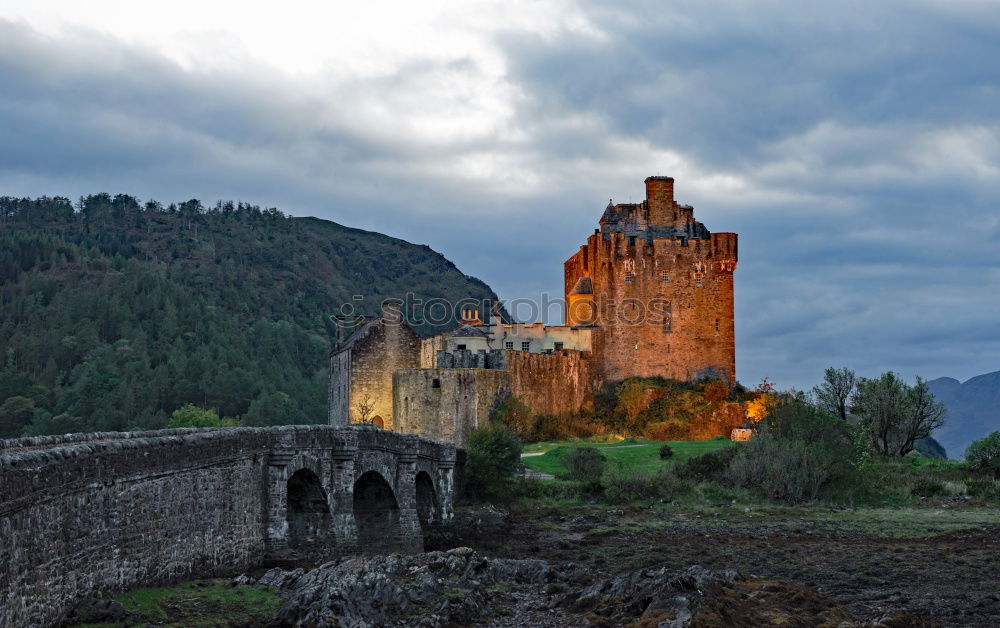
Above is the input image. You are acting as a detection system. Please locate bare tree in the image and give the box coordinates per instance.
[813,367,857,420]
[851,372,946,456]
[354,394,376,424]
[898,377,946,456]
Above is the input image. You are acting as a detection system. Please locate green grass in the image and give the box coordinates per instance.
[521,438,736,477]
[642,503,1000,538]
[79,579,281,627]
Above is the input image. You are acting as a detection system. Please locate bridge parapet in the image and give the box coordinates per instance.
[0,425,458,627]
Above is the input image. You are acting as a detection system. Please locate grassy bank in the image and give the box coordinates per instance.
[78,579,280,627]
[521,437,735,476]
[513,436,998,509]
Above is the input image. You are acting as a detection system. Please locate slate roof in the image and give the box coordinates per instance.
[569,277,594,295]
[449,325,490,338]
[599,200,619,224]
[331,317,380,354]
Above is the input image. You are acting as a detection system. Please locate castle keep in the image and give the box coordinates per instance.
[329,177,738,444]
[564,176,738,383]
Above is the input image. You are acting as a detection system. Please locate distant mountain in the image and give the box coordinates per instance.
[0,194,500,437]
[926,371,1000,458]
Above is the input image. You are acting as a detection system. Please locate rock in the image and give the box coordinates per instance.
[230,574,257,587]
[64,598,128,625]
[262,551,864,628]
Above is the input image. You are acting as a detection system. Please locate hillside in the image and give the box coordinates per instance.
[927,371,1000,458]
[0,194,500,436]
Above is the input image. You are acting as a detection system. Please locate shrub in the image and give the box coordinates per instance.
[659,444,674,459]
[492,395,535,440]
[726,400,855,503]
[910,478,947,498]
[465,424,522,500]
[167,404,238,428]
[674,446,740,482]
[966,431,1000,478]
[643,420,688,441]
[564,447,607,486]
[699,379,730,403]
[726,437,852,503]
[602,468,658,504]
[965,478,1000,501]
[600,467,693,504]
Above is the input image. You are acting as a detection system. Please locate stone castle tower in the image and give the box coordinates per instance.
[563,176,738,383]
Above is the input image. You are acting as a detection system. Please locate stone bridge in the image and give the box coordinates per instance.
[0,425,458,626]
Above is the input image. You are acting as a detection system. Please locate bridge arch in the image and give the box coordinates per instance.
[352,470,400,547]
[286,468,332,549]
[415,470,439,527]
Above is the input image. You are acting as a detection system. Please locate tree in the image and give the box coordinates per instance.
[465,424,522,499]
[900,377,947,456]
[0,396,36,438]
[746,376,779,423]
[851,373,945,457]
[564,447,606,488]
[167,404,238,428]
[354,394,377,424]
[965,431,1000,478]
[813,367,856,421]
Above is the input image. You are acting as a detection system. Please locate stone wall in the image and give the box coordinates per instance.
[328,349,351,426]
[392,369,511,446]
[0,425,457,627]
[329,303,422,429]
[504,348,603,417]
[436,349,505,369]
[420,335,448,369]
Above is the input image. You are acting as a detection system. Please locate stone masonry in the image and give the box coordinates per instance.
[0,425,457,627]
[329,300,422,429]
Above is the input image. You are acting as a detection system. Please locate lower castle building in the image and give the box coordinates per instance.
[329,176,738,445]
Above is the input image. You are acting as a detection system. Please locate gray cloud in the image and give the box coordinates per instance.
[1,4,999,391]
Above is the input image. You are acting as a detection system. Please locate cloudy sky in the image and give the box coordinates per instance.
[1,0,998,390]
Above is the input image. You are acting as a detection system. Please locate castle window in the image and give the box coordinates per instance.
[693,271,704,286]
[432,378,441,388]
[505,341,514,350]
[554,342,564,351]
[660,270,670,282]
[624,271,635,283]
[457,344,466,351]
[715,319,720,333]
[521,341,530,352]
[628,235,636,247]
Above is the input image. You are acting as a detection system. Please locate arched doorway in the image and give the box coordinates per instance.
[286,469,332,549]
[371,415,384,428]
[353,471,399,547]
[415,471,438,528]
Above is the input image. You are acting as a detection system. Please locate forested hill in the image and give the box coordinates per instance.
[0,194,500,437]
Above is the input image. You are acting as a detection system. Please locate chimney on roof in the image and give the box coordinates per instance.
[645,176,674,225]
[460,306,483,326]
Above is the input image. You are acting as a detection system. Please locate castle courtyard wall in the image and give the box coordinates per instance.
[392,369,511,445]
[503,348,603,417]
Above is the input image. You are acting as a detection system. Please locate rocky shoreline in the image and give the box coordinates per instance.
[243,548,931,627]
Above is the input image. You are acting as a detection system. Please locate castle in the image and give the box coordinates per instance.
[329,176,738,444]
